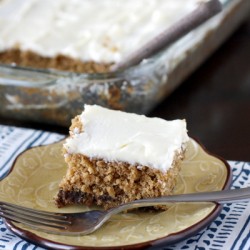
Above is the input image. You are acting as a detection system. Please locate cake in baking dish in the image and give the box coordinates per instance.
[0,0,197,73]
[55,105,189,209]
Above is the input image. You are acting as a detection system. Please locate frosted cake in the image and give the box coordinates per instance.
[0,0,198,73]
[55,105,189,209]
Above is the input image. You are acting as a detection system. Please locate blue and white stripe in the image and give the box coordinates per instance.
[0,125,64,179]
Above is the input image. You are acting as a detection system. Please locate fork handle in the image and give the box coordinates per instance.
[110,187,250,214]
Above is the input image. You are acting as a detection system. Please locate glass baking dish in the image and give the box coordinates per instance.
[0,0,249,127]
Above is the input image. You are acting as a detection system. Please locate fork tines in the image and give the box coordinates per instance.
[0,202,69,231]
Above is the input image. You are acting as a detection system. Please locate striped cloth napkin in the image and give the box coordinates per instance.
[0,125,249,250]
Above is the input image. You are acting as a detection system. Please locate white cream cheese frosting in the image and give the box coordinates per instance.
[0,0,198,63]
[64,105,189,172]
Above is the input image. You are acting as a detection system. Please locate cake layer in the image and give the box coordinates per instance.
[64,105,189,172]
[0,49,111,73]
[56,150,184,209]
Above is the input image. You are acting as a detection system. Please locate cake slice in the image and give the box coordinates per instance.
[55,105,189,209]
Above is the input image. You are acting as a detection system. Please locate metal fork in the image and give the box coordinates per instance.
[0,187,249,236]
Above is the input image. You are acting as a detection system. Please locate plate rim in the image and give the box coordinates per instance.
[3,137,232,250]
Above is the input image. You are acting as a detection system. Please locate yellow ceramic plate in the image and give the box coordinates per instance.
[0,138,231,249]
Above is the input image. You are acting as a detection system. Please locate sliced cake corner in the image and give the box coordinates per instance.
[55,105,189,210]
